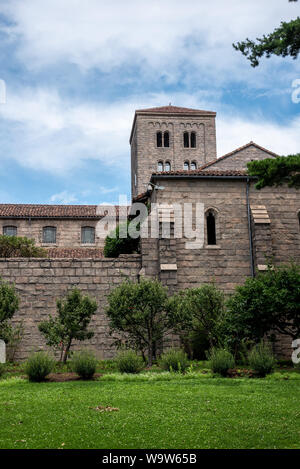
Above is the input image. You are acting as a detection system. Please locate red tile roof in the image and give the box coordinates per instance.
[152,169,249,177]
[0,204,124,219]
[197,142,278,171]
[46,248,104,259]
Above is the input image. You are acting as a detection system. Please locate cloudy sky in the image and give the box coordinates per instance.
[0,0,299,204]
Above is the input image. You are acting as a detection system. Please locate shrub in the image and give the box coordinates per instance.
[0,235,46,258]
[104,221,140,258]
[248,342,276,377]
[70,351,98,379]
[24,352,54,382]
[0,363,5,378]
[159,349,189,373]
[115,350,144,374]
[208,347,235,377]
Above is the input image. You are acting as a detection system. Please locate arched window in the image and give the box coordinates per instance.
[81,226,95,244]
[3,226,17,236]
[165,161,171,172]
[157,161,164,172]
[43,226,56,244]
[191,132,196,148]
[156,131,162,147]
[163,131,170,148]
[183,132,189,148]
[190,161,197,170]
[206,212,216,245]
[184,161,190,170]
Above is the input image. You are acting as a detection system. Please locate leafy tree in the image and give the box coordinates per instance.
[106,278,171,366]
[104,221,140,258]
[38,288,98,363]
[222,264,300,354]
[233,2,300,67]
[168,284,225,349]
[0,235,46,258]
[0,278,19,344]
[247,154,300,189]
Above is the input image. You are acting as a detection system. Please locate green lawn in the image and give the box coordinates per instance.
[0,374,299,449]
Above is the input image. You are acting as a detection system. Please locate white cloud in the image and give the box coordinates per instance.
[50,190,77,204]
[1,0,299,85]
[0,86,298,177]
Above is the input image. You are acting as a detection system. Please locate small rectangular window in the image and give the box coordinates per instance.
[82,227,95,244]
[43,226,56,244]
[3,226,17,236]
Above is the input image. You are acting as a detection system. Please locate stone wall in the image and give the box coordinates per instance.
[0,255,141,361]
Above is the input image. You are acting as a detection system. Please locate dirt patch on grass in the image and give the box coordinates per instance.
[46,373,102,382]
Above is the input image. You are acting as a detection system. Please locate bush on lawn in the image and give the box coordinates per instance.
[0,363,5,378]
[115,350,144,374]
[208,347,235,377]
[248,342,276,377]
[24,352,54,382]
[70,351,98,380]
[159,349,189,373]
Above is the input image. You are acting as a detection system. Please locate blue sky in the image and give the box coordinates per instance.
[0,0,299,205]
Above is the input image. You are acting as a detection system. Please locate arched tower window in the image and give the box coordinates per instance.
[165,161,171,172]
[183,132,189,148]
[206,211,216,245]
[157,161,163,172]
[191,132,196,148]
[190,161,197,170]
[156,132,162,147]
[163,131,169,148]
[184,161,189,170]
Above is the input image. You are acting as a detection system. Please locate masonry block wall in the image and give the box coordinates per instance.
[0,255,141,361]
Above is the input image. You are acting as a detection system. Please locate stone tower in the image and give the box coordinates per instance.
[130,105,217,198]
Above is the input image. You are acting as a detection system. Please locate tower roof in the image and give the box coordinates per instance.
[136,105,216,115]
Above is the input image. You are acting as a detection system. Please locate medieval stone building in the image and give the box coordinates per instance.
[0,105,299,360]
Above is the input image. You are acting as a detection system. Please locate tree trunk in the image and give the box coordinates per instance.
[62,339,72,364]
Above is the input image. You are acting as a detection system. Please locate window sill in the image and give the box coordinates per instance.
[81,243,96,246]
[205,245,221,250]
[41,243,57,247]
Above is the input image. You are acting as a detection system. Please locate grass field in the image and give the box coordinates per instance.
[0,373,300,449]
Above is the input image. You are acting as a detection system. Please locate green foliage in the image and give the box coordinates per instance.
[181,328,210,360]
[24,352,54,382]
[115,350,144,374]
[70,351,98,379]
[248,342,276,377]
[0,363,4,378]
[168,284,225,348]
[247,154,300,189]
[0,235,46,258]
[222,264,300,353]
[0,278,19,348]
[106,278,170,366]
[159,349,189,373]
[38,288,98,363]
[104,221,140,258]
[233,16,300,67]
[207,347,235,377]
[5,322,24,362]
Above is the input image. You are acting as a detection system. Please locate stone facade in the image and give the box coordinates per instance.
[0,255,141,361]
[1,104,299,360]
